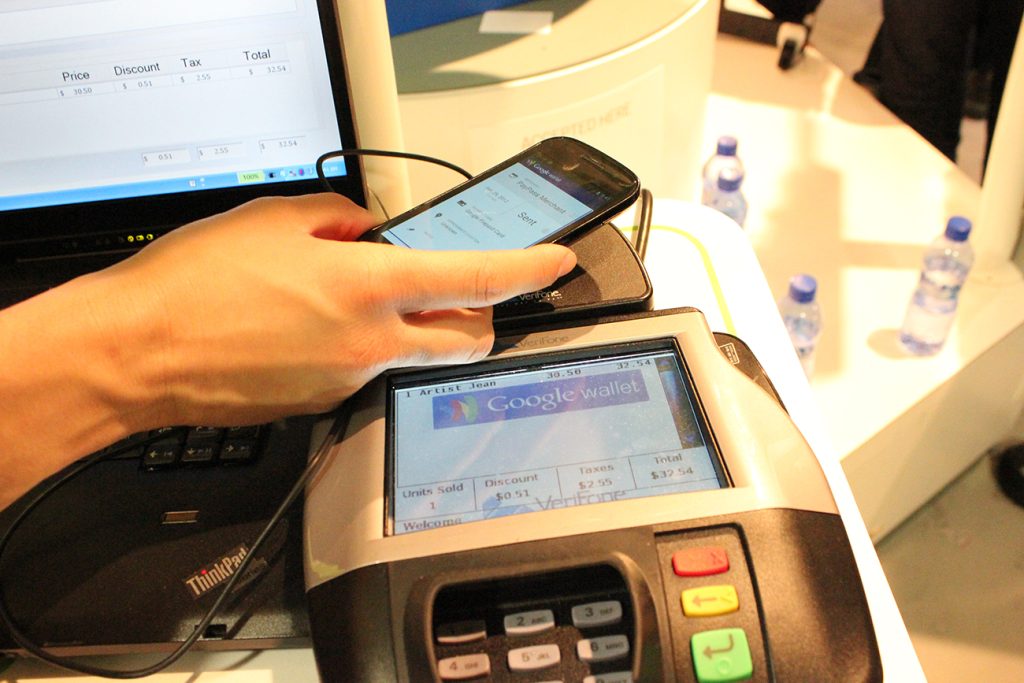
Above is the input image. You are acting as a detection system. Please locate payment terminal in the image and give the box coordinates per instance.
[304,308,882,682]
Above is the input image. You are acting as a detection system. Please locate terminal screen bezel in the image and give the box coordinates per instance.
[383,338,731,537]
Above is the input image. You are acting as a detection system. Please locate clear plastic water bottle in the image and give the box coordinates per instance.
[708,168,748,227]
[899,216,974,355]
[778,274,822,377]
[702,135,744,205]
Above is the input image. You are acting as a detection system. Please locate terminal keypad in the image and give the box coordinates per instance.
[655,526,764,682]
[92,424,265,470]
[432,566,634,682]
[428,526,769,681]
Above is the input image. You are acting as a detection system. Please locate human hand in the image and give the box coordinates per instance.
[86,193,577,428]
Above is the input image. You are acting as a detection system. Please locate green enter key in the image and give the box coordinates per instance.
[691,628,753,682]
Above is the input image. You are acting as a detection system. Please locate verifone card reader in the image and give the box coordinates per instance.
[304,308,882,682]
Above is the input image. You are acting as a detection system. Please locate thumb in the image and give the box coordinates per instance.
[383,244,578,312]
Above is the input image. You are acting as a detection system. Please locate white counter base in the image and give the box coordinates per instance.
[704,35,1024,541]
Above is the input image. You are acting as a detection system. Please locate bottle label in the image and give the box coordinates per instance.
[918,272,963,301]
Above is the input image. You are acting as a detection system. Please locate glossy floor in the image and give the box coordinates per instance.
[813,0,987,183]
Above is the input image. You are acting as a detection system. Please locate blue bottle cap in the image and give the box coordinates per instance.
[717,167,742,192]
[788,274,817,303]
[944,215,972,241]
[716,135,738,156]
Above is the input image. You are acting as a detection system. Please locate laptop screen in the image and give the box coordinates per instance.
[0,0,365,257]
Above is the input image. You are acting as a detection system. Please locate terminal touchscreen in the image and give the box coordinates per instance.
[388,344,728,535]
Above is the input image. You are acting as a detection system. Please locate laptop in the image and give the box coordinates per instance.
[0,0,368,654]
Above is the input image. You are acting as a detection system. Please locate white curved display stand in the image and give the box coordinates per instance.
[392,0,718,206]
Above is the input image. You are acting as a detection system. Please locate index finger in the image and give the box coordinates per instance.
[377,244,578,312]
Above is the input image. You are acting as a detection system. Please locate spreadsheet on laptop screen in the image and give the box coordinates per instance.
[0,0,354,212]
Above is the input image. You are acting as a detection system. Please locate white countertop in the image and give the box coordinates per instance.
[704,35,1024,539]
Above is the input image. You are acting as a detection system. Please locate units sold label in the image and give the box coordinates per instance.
[393,446,719,533]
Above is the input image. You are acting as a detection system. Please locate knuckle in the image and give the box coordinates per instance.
[248,195,301,222]
[469,329,496,360]
[342,333,402,379]
[246,195,287,213]
[472,256,505,302]
[362,252,403,310]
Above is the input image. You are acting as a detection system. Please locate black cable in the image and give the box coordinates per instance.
[634,188,654,261]
[0,402,353,679]
[315,148,473,196]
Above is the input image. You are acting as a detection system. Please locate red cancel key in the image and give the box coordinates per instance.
[672,546,730,577]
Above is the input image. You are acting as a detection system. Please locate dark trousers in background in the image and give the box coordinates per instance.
[857,0,1023,170]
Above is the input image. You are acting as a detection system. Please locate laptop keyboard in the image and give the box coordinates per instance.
[96,425,265,470]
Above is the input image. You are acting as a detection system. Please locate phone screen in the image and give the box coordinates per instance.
[378,156,609,250]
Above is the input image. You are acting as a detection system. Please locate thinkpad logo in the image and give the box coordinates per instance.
[184,545,249,599]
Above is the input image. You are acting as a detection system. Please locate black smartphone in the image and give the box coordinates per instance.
[359,137,640,250]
